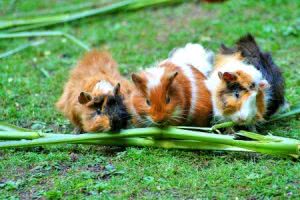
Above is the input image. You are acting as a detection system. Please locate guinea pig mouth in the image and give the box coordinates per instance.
[233,116,255,125]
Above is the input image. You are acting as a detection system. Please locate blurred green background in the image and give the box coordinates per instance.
[0,0,299,199]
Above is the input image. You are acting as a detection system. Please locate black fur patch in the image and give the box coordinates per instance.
[219,44,236,55]
[105,95,131,131]
[94,95,131,132]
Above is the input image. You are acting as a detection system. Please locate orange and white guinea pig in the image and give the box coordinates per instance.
[130,44,213,127]
[206,34,285,126]
[56,50,133,133]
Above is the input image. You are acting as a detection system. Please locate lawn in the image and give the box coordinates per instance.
[0,0,300,199]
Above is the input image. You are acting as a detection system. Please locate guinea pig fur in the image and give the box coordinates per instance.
[235,34,285,116]
[56,50,133,132]
[130,43,213,127]
[206,34,285,125]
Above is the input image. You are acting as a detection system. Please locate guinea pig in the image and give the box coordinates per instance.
[130,43,213,127]
[206,34,285,126]
[56,50,133,133]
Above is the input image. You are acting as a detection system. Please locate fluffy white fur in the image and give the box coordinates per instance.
[145,67,165,90]
[168,43,214,76]
[231,92,258,123]
[94,80,114,94]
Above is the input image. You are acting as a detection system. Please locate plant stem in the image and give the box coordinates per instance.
[0,31,90,50]
[268,105,300,123]
[0,122,33,132]
[125,0,183,10]
[0,131,42,140]
[0,0,134,30]
[79,137,251,152]
[163,128,300,157]
[0,128,162,149]
[211,121,236,131]
[176,121,236,133]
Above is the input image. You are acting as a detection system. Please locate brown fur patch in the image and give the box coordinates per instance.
[256,89,266,121]
[215,53,243,69]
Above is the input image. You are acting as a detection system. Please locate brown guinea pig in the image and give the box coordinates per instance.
[129,44,213,127]
[56,50,133,133]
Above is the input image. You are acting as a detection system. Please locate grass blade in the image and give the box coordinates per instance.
[0,122,33,132]
[0,40,45,59]
[0,31,90,50]
[0,0,186,31]
[0,0,135,30]
[268,104,300,123]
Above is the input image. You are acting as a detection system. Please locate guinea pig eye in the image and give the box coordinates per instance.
[250,82,256,90]
[166,96,171,104]
[146,99,151,106]
[234,91,240,98]
[96,108,101,115]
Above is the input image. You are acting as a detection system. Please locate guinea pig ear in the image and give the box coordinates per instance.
[259,79,270,90]
[113,83,121,96]
[78,92,92,104]
[168,71,178,83]
[132,73,147,93]
[218,71,237,82]
[165,71,178,91]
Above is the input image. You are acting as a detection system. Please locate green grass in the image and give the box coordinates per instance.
[0,0,300,199]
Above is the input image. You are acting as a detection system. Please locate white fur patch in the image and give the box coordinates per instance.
[179,64,197,117]
[169,43,214,76]
[94,80,114,94]
[145,67,165,90]
[231,91,258,124]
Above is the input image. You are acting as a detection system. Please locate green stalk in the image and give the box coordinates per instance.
[0,122,33,132]
[163,128,300,157]
[176,121,236,133]
[125,0,183,10]
[13,2,100,18]
[0,128,162,149]
[0,31,90,50]
[0,131,42,140]
[268,105,300,123]
[79,137,251,152]
[236,131,281,142]
[4,22,63,33]
[0,0,186,32]
[211,121,236,130]
[0,0,134,30]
